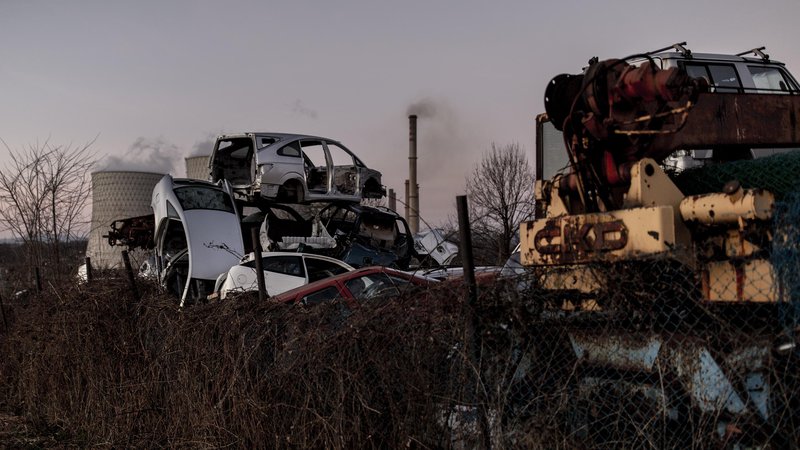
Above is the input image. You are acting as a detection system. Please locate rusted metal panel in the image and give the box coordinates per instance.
[569,332,662,372]
[701,259,777,302]
[649,93,800,158]
[569,332,772,420]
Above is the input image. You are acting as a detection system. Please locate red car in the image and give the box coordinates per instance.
[271,266,437,306]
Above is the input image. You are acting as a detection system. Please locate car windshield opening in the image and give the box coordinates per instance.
[174,186,235,212]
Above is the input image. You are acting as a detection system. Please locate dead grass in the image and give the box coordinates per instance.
[1,268,798,448]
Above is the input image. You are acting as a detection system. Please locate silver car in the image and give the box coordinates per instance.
[209,132,385,203]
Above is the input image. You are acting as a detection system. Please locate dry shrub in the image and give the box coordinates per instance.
[1,266,799,449]
[0,275,478,448]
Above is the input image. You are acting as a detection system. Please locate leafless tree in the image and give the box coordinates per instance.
[0,139,96,273]
[466,142,535,264]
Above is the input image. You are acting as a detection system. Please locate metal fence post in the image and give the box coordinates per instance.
[251,227,268,301]
[34,267,42,294]
[121,251,140,302]
[456,194,491,449]
[0,292,7,332]
[457,195,478,306]
[85,256,93,283]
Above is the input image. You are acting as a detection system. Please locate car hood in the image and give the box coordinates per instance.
[183,209,245,280]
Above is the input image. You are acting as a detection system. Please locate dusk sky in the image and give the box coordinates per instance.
[2,0,799,227]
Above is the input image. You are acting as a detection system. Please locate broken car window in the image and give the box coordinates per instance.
[241,255,304,277]
[301,141,326,168]
[302,286,342,305]
[327,143,355,166]
[173,186,235,213]
[305,257,350,282]
[346,273,409,300]
[277,141,302,157]
[257,136,280,149]
[301,141,328,192]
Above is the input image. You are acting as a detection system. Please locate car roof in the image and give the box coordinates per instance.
[271,265,432,302]
[651,51,788,67]
[239,251,355,268]
[170,177,225,189]
[216,132,342,144]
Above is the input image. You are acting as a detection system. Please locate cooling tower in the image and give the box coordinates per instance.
[185,155,211,180]
[86,171,164,269]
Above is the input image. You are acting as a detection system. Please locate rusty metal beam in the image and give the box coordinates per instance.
[649,93,800,158]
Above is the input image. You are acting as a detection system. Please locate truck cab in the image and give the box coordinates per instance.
[537,45,800,181]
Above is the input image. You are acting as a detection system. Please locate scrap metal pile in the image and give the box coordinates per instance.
[105,133,444,305]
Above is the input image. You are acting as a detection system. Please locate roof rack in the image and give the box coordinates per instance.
[647,42,692,58]
[736,46,770,62]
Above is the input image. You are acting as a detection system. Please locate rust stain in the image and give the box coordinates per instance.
[735,262,745,301]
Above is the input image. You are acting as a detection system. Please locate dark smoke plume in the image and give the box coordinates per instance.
[406,98,438,118]
[291,99,319,119]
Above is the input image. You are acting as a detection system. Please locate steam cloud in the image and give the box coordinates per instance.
[98,137,181,175]
[188,133,219,157]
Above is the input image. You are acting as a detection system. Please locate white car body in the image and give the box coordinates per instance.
[215,252,354,299]
[151,176,245,304]
[413,228,459,266]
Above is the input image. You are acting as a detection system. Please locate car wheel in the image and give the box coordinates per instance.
[280,181,305,203]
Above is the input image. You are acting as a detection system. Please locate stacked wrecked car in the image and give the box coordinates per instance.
[107,132,429,305]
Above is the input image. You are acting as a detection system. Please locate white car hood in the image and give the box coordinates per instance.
[183,209,245,280]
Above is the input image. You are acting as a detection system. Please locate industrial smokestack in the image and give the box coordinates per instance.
[404,179,410,222]
[388,188,396,212]
[408,115,420,233]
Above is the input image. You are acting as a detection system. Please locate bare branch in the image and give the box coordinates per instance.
[0,138,97,270]
[465,142,535,264]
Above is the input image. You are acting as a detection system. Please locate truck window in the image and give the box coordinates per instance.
[536,117,569,181]
[682,62,741,93]
[748,66,797,93]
